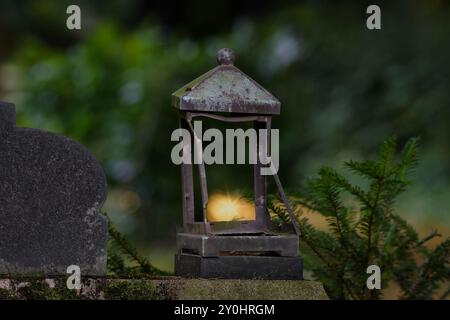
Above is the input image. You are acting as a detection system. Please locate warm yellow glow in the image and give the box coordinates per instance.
[207,193,255,222]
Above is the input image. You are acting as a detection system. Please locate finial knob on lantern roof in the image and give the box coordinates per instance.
[217,48,235,65]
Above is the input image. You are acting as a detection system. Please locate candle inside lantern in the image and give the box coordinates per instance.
[207,193,255,222]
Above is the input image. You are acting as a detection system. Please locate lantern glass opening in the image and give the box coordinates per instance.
[193,118,256,223]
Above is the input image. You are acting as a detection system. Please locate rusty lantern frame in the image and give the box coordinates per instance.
[172,48,299,236]
[172,48,302,279]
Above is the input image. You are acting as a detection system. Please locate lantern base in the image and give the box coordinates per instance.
[175,253,303,280]
[176,232,299,257]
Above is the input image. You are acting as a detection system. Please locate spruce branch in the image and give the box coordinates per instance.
[269,137,448,300]
[417,230,441,247]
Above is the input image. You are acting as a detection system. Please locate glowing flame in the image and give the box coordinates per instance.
[207,193,255,222]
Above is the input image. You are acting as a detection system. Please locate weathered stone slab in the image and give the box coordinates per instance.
[171,278,328,300]
[0,102,108,276]
[0,277,328,300]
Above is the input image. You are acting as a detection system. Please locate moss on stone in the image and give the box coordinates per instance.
[104,279,162,300]
[0,288,14,300]
[177,279,328,300]
[1,278,97,300]
[52,280,80,300]
[16,281,59,300]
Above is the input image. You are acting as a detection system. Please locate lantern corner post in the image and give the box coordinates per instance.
[179,112,195,228]
[253,117,272,231]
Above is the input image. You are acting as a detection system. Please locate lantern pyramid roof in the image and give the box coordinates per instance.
[172,48,280,115]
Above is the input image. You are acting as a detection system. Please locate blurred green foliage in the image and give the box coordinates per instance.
[0,1,449,268]
[271,137,449,299]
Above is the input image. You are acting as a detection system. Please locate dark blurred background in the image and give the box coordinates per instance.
[0,0,449,282]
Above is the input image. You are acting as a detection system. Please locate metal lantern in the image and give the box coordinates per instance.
[172,48,303,279]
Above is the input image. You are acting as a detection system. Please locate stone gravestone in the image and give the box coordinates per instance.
[0,101,108,276]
